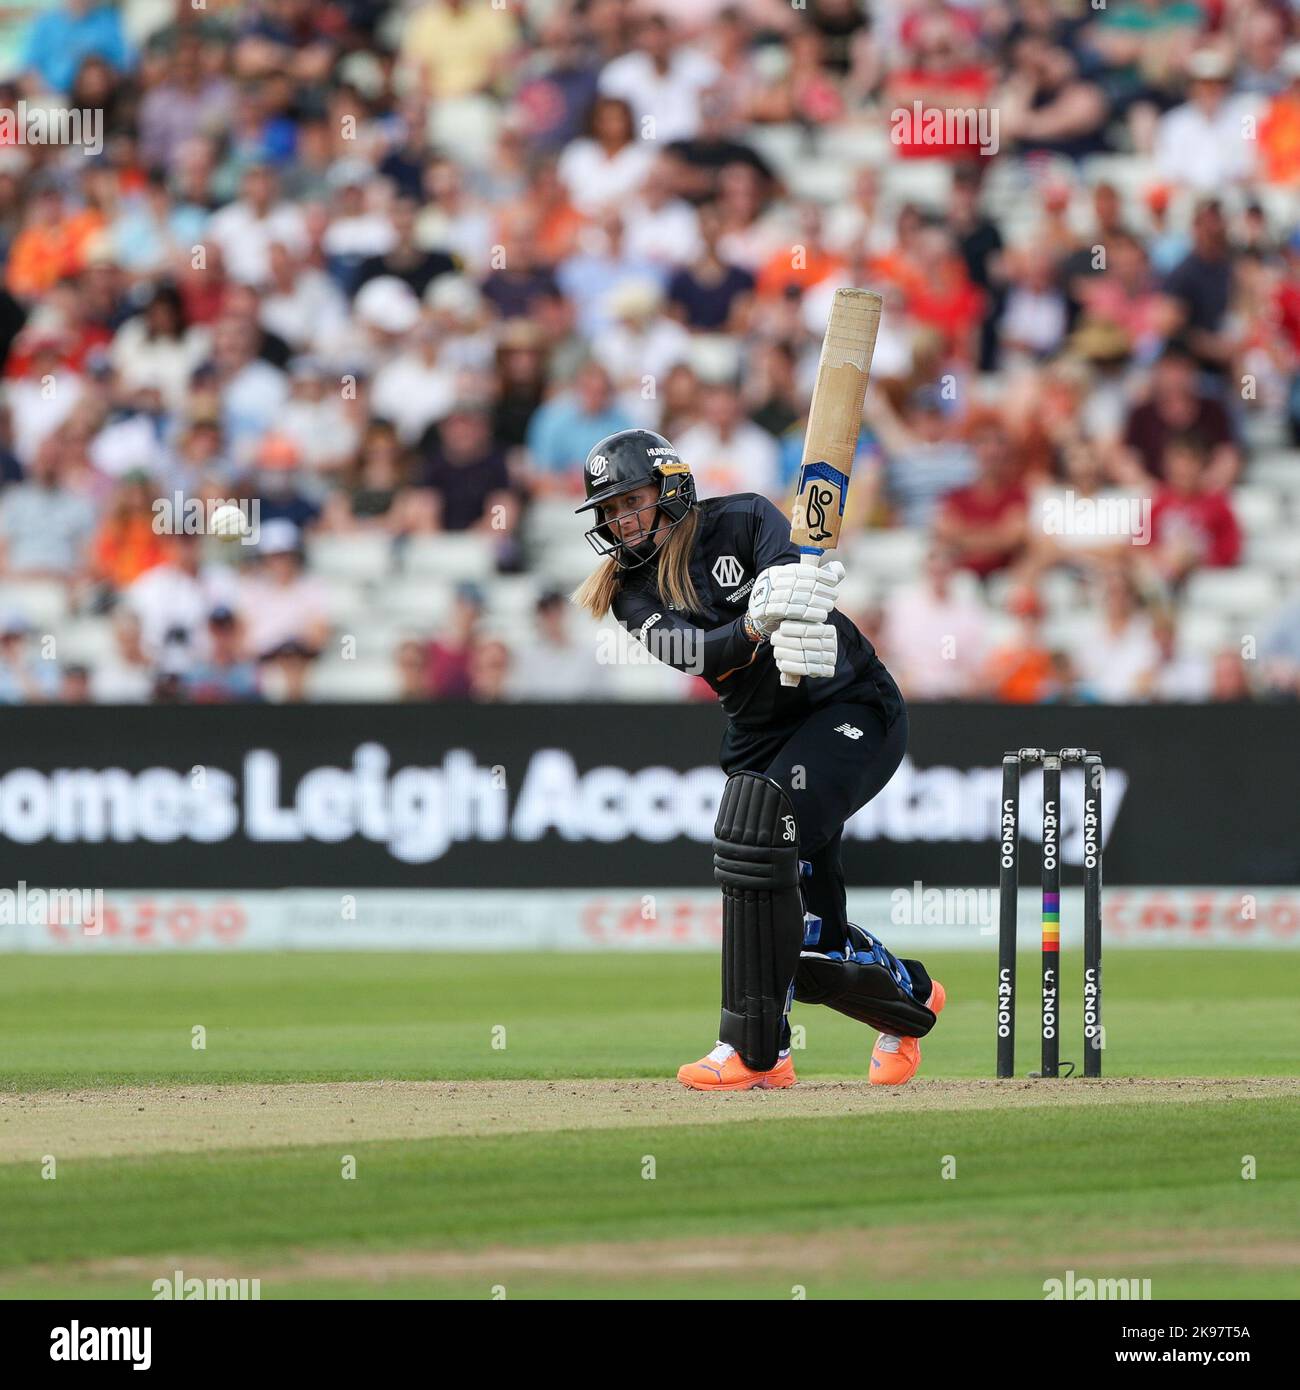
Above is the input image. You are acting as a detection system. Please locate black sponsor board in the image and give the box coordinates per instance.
[0,702,1296,888]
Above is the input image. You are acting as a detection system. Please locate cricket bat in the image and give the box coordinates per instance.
[782,287,883,686]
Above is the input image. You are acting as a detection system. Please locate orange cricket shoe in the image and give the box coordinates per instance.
[677,1041,797,1091]
[869,980,947,1086]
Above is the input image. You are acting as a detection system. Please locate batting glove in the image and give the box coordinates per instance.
[772,619,838,679]
[747,559,846,638]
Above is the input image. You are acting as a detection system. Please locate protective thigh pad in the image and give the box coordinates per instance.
[795,926,937,1037]
[713,772,804,1071]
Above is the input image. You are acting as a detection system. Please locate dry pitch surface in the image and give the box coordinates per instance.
[4,1076,1296,1162]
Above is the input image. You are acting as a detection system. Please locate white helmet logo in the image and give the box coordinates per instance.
[589,455,608,477]
[712,555,744,587]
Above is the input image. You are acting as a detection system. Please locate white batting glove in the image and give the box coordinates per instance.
[747,559,846,638]
[772,619,838,679]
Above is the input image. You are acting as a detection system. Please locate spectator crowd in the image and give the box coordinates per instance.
[1,0,1300,705]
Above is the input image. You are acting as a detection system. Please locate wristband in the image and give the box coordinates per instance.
[743,614,766,643]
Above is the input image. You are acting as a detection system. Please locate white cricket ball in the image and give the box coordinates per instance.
[210,505,249,542]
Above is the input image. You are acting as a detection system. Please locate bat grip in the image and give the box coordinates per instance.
[779,552,825,688]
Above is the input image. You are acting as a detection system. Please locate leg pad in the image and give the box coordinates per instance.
[714,772,804,1071]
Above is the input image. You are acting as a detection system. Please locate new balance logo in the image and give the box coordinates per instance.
[834,723,863,740]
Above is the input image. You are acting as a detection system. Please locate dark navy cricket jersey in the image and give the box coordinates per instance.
[612,492,902,728]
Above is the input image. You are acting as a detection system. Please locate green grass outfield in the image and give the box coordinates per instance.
[0,949,1297,1299]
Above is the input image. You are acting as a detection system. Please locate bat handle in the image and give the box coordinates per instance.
[779,551,825,688]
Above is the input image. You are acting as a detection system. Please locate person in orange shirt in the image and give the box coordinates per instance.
[983,582,1054,703]
[1258,50,1300,185]
[89,472,171,597]
[755,204,845,301]
[522,158,588,265]
[5,183,106,300]
[872,222,984,361]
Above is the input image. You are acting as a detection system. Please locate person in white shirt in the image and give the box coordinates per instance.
[320,164,397,281]
[598,12,720,144]
[557,95,656,216]
[206,164,308,286]
[236,520,331,659]
[259,240,350,356]
[1155,50,1260,191]
[1073,566,1162,703]
[675,380,780,499]
[620,156,703,268]
[350,276,423,377]
[1022,441,1144,581]
[417,157,494,275]
[90,610,155,703]
[5,330,85,467]
[1138,608,1213,702]
[109,284,210,415]
[279,358,360,477]
[593,280,691,423]
[125,533,241,664]
[507,590,612,700]
[998,243,1068,362]
[370,320,458,445]
[824,167,896,259]
[881,544,990,700]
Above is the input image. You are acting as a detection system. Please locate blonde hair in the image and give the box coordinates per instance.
[572,508,702,620]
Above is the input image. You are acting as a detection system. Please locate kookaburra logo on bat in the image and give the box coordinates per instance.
[805,483,838,542]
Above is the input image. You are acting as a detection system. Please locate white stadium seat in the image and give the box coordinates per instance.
[307,658,401,702]
[1177,610,1233,657]
[486,575,543,621]
[529,499,583,548]
[746,123,805,175]
[401,534,495,583]
[786,157,854,204]
[379,576,452,624]
[1246,452,1300,500]
[815,122,890,170]
[1245,532,1300,577]
[845,529,927,579]
[1230,486,1285,533]
[1,578,67,628]
[306,533,394,582]
[532,530,599,589]
[57,617,118,666]
[317,574,372,626]
[1182,568,1278,620]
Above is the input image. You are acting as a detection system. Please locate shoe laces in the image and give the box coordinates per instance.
[707,1041,736,1064]
[876,1033,901,1053]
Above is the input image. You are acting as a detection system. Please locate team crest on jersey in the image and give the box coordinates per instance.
[711,555,744,587]
[589,455,608,477]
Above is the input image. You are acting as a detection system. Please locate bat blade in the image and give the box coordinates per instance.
[790,288,882,555]
[782,288,881,688]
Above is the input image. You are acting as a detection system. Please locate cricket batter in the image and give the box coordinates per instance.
[573,429,945,1090]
